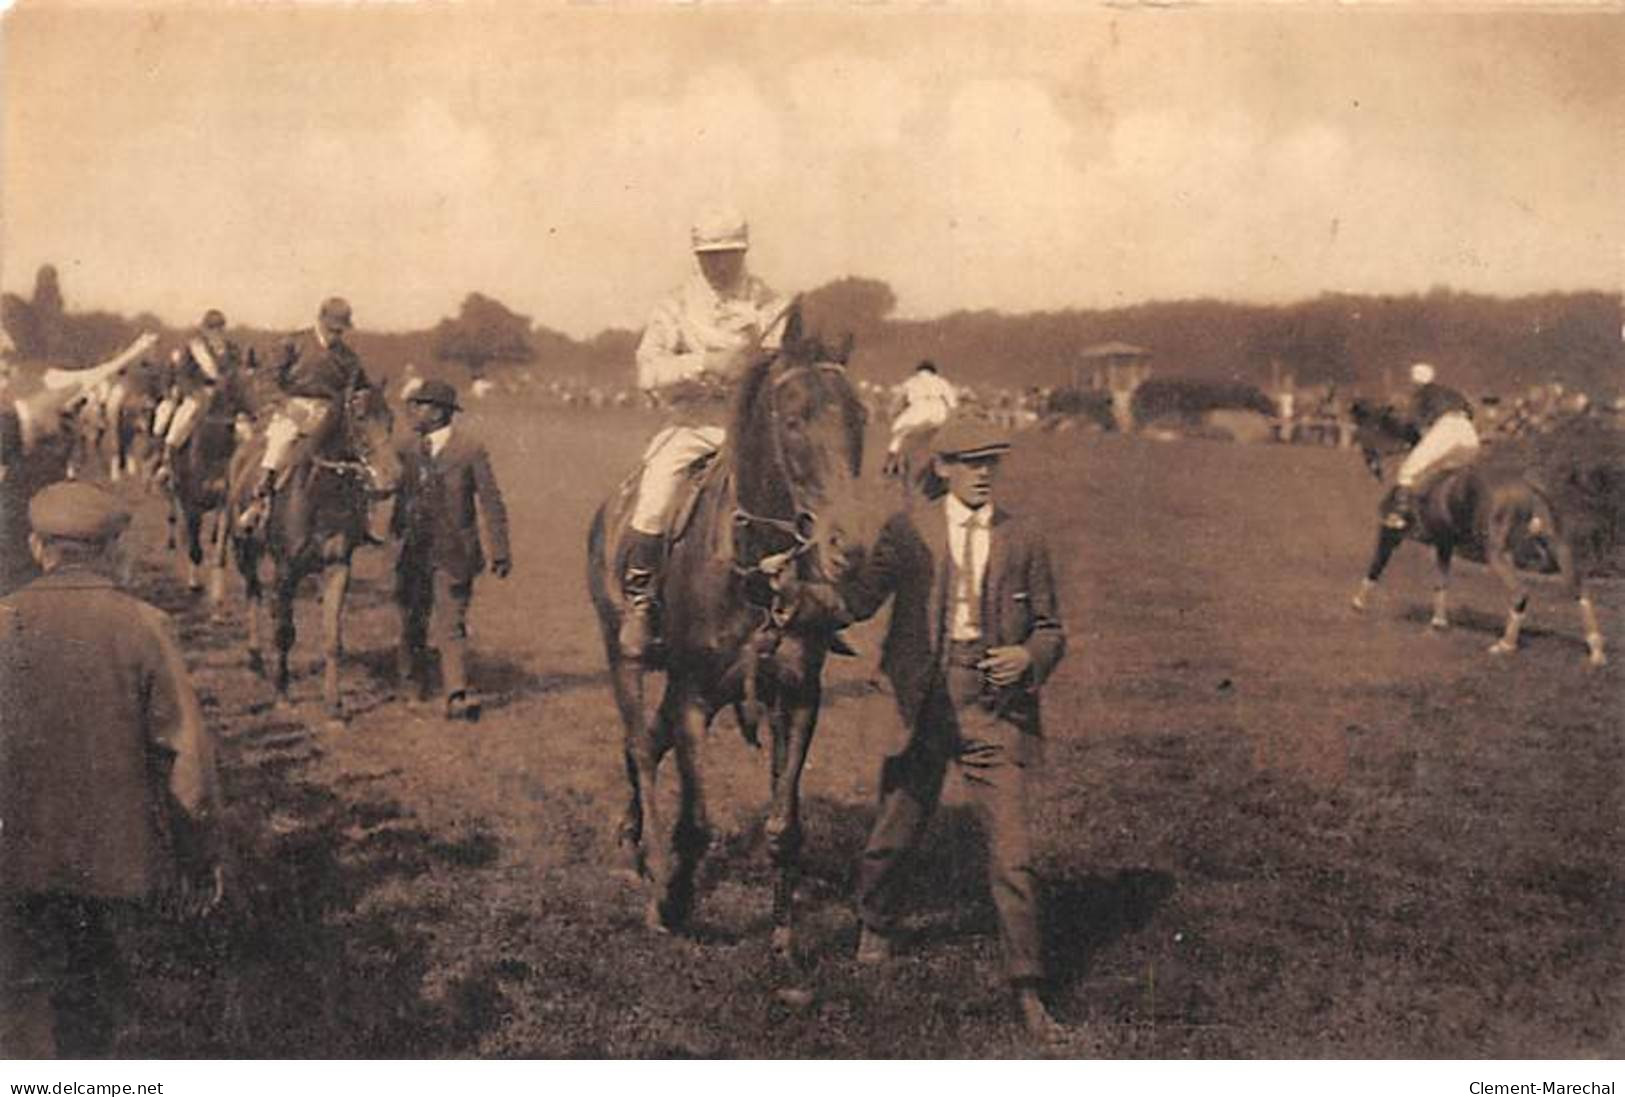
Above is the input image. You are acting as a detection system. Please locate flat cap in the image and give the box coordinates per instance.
[29,481,132,543]
[408,378,461,411]
[319,296,354,330]
[691,204,749,252]
[201,308,227,331]
[933,416,1012,460]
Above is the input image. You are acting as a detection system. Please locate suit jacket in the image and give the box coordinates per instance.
[393,429,511,583]
[276,329,369,400]
[0,568,220,898]
[840,501,1066,736]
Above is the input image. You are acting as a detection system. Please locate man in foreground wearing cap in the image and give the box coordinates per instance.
[884,359,960,477]
[0,482,222,1056]
[617,204,789,659]
[1386,361,1479,530]
[154,309,246,486]
[237,296,373,535]
[825,415,1070,1042]
[392,379,511,721]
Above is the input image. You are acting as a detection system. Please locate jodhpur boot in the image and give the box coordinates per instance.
[618,530,664,661]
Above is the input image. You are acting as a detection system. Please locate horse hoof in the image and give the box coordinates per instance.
[246,652,265,676]
[1350,597,1367,613]
[771,926,798,960]
[1430,617,1451,631]
[1487,641,1514,657]
[1588,653,1608,669]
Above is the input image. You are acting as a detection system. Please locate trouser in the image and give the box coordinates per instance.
[1397,412,1479,487]
[163,389,213,450]
[0,893,127,1058]
[856,642,1043,984]
[888,399,953,454]
[629,424,726,535]
[260,397,333,475]
[151,396,178,441]
[397,561,474,696]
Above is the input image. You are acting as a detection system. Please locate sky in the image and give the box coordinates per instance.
[2,4,1622,339]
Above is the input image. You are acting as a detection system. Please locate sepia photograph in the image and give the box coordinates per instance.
[1,0,1621,1066]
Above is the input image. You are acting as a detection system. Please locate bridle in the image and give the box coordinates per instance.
[314,385,390,491]
[730,359,852,584]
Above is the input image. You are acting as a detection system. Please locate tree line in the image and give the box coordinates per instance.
[5,266,1619,401]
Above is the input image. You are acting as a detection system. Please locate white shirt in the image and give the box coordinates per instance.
[635,271,787,391]
[424,424,453,458]
[899,370,959,414]
[944,493,991,641]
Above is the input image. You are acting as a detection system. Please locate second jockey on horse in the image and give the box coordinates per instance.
[1385,361,1480,530]
[617,204,790,660]
[236,296,378,537]
[155,308,246,484]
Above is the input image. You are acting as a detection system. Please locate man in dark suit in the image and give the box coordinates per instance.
[832,416,1068,1041]
[392,380,511,721]
[0,481,222,1057]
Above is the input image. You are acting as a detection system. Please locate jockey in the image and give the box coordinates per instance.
[1387,361,1479,529]
[156,309,243,482]
[618,203,789,659]
[236,296,373,535]
[885,359,959,474]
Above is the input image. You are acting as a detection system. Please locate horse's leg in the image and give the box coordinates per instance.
[273,568,298,702]
[1545,524,1607,668]
[184,508,206,592]
[657,697,714,931]
[1430,541,1454,630]
[636,682,681,930]
[205,511,228,615]
[1352,525,1405,611]
[766,692,820,959]
[320,561,351,719]
[606,658,648,873]
[1485,515,1528,658]
[240,540,265,674]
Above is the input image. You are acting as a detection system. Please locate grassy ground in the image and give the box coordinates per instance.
[89,403,1622,1058]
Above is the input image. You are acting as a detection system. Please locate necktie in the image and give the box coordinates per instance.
[957,515,979,637]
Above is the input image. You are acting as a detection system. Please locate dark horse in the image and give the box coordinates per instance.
[1348,399,1606,667]
[225,382,402,716]
[166,376,254,610]
[587,304,869,951]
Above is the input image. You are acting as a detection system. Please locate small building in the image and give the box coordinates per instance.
[1076,342,1153,433]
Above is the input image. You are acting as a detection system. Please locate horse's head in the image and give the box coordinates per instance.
[337,383,402,496]
[732,301,869,583]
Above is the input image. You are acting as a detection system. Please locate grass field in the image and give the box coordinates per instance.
[90,402,1622,1058]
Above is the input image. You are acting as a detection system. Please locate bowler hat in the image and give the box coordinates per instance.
[409,379,461,411]
[29,481,132,543]
[932,416,1012,461]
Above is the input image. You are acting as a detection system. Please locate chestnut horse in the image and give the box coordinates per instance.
[587,304,868,952]
[1349,399,1605,666]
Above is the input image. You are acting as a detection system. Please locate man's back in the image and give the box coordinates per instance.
[0,569,212,898]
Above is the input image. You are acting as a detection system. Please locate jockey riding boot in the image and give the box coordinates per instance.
[618,530,664,660]
[236,467,277,535]
[1384,485,1418,531]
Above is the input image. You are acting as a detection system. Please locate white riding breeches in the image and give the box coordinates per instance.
[151,397,177,441]
[1398,412,1480,487]
[261,397,333,472]
[630,424,726,534]
[888,398,954,453]
[164,392,208,449]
